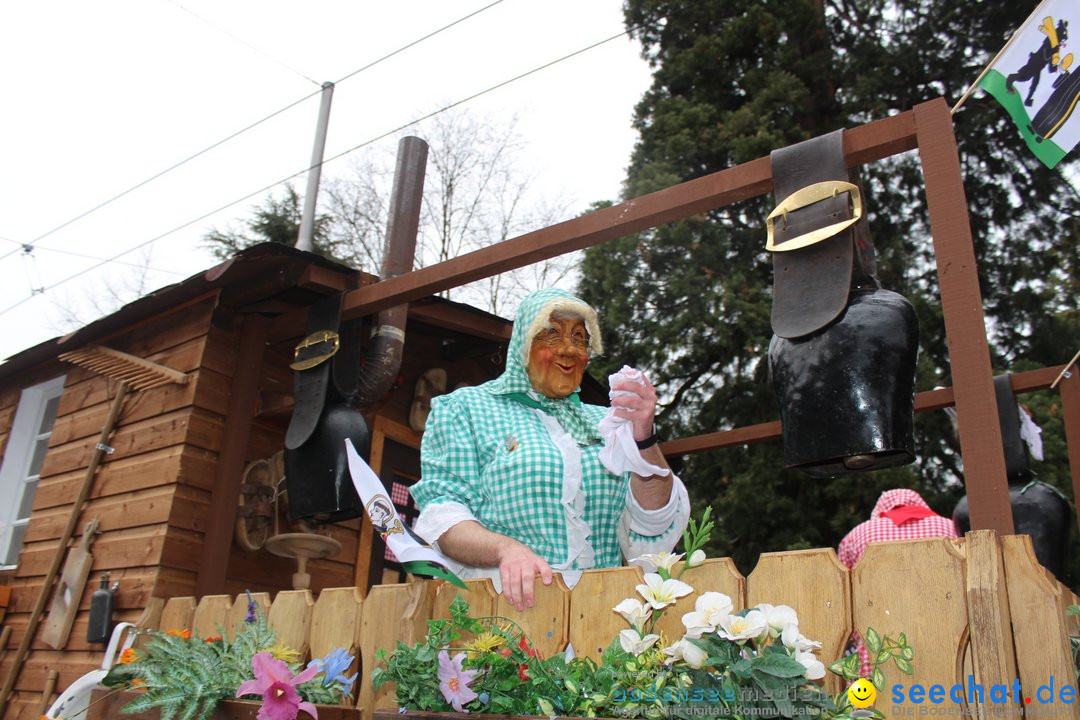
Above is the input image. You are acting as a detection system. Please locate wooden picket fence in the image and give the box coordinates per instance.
[138,531,1079,718]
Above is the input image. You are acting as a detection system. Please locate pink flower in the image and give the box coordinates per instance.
[236,651,320,720]
[437,650,479,712]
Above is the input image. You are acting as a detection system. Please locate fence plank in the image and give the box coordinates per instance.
[964,530,1019,709]
[568,566,644,661]
[652,558,746,648]
[310,587,364,704]
[494,574,570,659]
[432,579,498,622]
[853,538,966,709]
[158,596,196,633]
[747,548,849,695]
[431,578,498,648]
[268,590,315,660]
[191,594,231,640]
[226,591,272,640]
[358,580,436,716]
[1002,535,1077,714]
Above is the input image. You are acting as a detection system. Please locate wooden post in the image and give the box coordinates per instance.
[195,314,270,596]
[964,530,1019,700]
[1060,368,1080,533]
[913,98,1013,534]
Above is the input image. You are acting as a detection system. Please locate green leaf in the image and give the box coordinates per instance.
[894,656,914,675]
[902,646,914,660]
[864,628,882,655]
[872,667,886,691]
[750,653,806,678]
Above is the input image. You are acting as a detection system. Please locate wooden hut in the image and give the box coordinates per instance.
[0,242,578,716]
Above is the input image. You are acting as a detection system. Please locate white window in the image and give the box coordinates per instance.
[0,375,65,569]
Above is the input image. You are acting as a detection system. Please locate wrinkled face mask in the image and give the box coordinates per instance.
[526,315,589,398]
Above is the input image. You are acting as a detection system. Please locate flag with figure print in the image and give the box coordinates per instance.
[980,0,1079,168]
[344,439,467,589]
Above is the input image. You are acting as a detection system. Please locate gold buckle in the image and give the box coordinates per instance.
[765,180,862,252]
[290,330,340,371]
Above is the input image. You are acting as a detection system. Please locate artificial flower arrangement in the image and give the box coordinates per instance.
[94,592,357,720]
[374,510,914,719]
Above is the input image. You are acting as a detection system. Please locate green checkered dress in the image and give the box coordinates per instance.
[411,288,687,573]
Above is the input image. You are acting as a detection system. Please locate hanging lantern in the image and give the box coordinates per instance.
[766,130,919,477]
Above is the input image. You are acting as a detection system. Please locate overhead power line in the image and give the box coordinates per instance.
[15,0,506,255]
[0,26,638,320]
[164,0,322,87]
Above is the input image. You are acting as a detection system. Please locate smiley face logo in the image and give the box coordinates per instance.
[847,678,877,709]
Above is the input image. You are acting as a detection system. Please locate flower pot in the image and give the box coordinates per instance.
[87,689,363,720]
[376,711,573,720]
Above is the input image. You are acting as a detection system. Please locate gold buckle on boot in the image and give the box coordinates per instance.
[290,330,340,371]
[766,180,862,252]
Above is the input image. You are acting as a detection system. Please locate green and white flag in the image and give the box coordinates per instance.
[980,0,1079,168]
[345,439,467,589]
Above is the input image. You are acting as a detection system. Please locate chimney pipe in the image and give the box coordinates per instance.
[352,136,428,408]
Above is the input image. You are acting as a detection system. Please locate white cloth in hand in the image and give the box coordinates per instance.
[598,365,669,477]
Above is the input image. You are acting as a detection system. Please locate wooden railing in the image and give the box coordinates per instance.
[138,532,1079,717]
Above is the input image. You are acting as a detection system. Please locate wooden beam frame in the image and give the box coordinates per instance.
[268,97,1026,532]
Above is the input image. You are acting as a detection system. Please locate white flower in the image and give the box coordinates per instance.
[716,609,767,642]
[619,629,661,656]
[687,549,706,567]
[755,603,799,637]
[781,624,822,652]
[681,591,734,638]
[630,551,684,574]
[796,649,826,680]
[613,598,653,633]
[636,573,693,610]
[662,638,708,669]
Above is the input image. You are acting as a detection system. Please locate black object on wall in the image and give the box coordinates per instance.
[767,130,919,477]
[952,374,1071,579]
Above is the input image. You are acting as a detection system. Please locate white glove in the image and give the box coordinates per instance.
[598,365,669,477]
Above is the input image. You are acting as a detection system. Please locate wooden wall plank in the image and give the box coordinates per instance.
[853,538,966,709]
[310,585,364,700]
[1002,535,1076,712]
[32,445,187,509]
[159,596,196,633]
[568,566,644,661]
[431,578,498,624]
[16,529,169,578]
[226,591,272,640]
[268,590,315,660]
[6,567,160,614]
[494,575,570,659]
[191,594,232,640]
[964,530,1019,703]
[747,549,850,695]
[24,486,179,543]
[40,408,201,477]
[358,581,435,715]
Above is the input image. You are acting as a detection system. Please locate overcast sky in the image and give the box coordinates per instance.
[0,0,653,361]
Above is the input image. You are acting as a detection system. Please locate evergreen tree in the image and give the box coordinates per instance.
[579,0,1079,578]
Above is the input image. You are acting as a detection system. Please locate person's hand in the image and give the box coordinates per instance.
[610,373,658,442]
[497,539,553,611]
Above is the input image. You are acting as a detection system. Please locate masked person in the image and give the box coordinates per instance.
[411,288,690,610]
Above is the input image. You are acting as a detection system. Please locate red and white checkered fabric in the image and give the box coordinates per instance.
[838,489,958,676]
